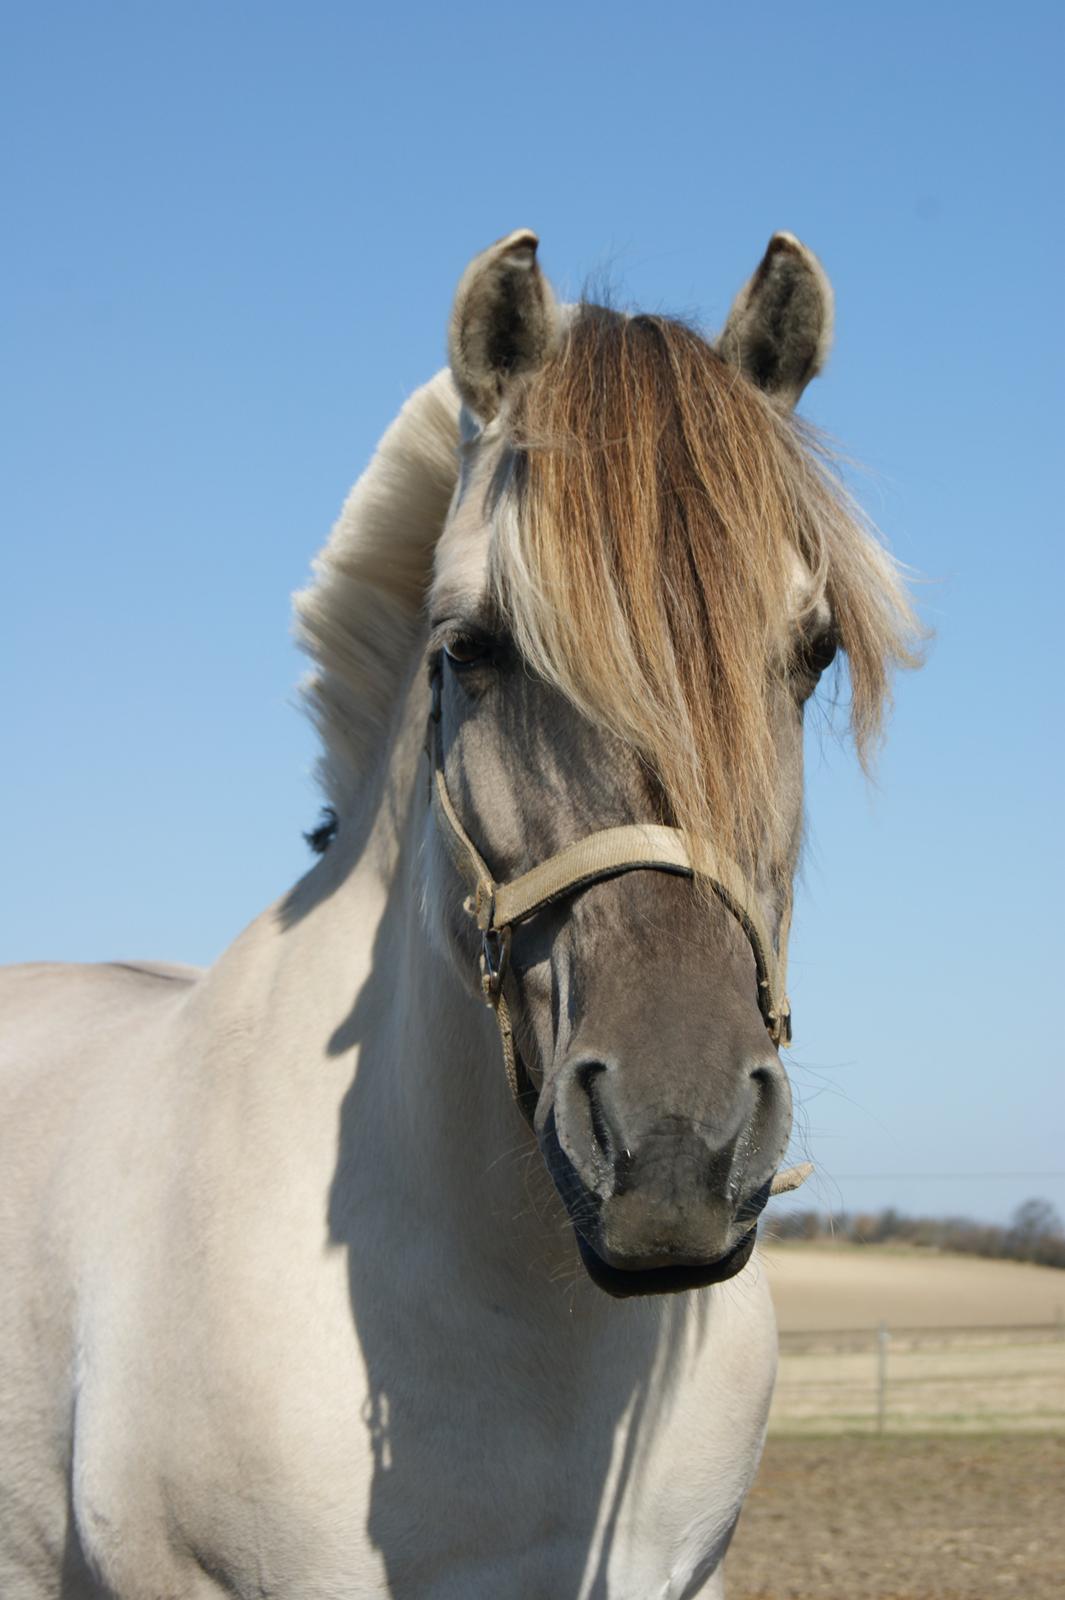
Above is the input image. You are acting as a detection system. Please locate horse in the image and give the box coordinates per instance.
[0,229,918,1598]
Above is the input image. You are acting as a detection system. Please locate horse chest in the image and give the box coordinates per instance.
[259,1318,759,1595]
[77,1261,766,1600]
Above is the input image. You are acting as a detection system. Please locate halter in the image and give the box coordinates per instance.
[426,660,797,1131]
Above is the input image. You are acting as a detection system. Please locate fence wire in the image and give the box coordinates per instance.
[770,1321,1065,1434]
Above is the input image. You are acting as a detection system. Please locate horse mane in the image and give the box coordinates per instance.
[494,305,921,865]
[294,369,460,812]
[296,310,919,856]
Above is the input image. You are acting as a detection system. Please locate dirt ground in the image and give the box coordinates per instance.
[726,1434,1065,1600]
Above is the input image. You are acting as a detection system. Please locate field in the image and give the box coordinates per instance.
[759,1243,1065,1434]
[759,1242,1065,1332]
[727,1434,1064,1599]
[724,1245,1065,1598]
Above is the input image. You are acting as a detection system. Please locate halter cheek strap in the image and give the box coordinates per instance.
[426,663,808,1200]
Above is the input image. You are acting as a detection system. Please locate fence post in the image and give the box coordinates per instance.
[876,1321,889,1434]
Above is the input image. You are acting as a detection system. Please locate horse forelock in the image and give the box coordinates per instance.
[295,308,920,851]
[489,304,922,863]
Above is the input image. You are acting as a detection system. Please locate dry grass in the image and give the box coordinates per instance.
[772,1334,1064,1434]
[759,1241,1065,1332]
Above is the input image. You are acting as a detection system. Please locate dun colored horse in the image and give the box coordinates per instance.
[0,230,917,1597]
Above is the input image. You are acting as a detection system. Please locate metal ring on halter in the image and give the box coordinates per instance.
[479,927,510,1004]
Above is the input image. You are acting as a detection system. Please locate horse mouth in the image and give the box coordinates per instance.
[574,1228,756,1298]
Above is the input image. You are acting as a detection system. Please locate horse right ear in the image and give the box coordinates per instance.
[448,230,560,424]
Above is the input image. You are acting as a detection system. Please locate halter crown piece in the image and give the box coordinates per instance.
[426,660,811,1195]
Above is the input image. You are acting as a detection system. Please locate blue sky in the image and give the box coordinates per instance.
[3,2,1062,1226]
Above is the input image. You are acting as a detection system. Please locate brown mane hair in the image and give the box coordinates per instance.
[493,306,921,866]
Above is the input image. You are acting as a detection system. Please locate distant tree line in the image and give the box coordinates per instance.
[766,1197,1065,1269]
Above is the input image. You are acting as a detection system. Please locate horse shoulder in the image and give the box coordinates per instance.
[0,960,208,1592]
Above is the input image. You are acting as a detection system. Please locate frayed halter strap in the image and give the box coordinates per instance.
[426,661,808,1196]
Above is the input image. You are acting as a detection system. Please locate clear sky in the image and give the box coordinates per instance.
[3,2,1062,1227]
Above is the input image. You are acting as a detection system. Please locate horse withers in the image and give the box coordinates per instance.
[0,231,918,1598]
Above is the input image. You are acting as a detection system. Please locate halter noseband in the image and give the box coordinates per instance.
[426,660,796,1130]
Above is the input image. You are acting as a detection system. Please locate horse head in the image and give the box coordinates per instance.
[418,231,915,1296]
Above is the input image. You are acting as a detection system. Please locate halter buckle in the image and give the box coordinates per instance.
[480,926,511,1006]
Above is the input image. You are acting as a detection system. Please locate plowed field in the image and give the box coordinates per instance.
[727,1434,1064,1599]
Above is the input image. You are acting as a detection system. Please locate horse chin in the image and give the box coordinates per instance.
[574,1228,756,1299]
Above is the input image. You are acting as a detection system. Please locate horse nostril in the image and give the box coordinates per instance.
[577,1061,614,1171]
[745,1056,792,1170]
[748,1058,783,1088]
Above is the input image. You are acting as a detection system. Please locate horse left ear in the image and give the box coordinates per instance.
[448,230,560,423]
[716,233,834,410]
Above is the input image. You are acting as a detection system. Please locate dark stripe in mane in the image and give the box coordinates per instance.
[304,806,339,855]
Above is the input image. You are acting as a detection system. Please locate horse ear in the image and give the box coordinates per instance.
[448,230,560,423]
[716,233,834,410]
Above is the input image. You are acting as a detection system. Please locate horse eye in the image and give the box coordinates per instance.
[444,633,490,669]
[801,629,838,676]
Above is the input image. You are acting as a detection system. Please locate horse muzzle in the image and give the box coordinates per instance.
[541,1052,793,1297]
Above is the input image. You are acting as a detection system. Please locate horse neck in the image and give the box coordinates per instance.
[309,686,601,1324]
